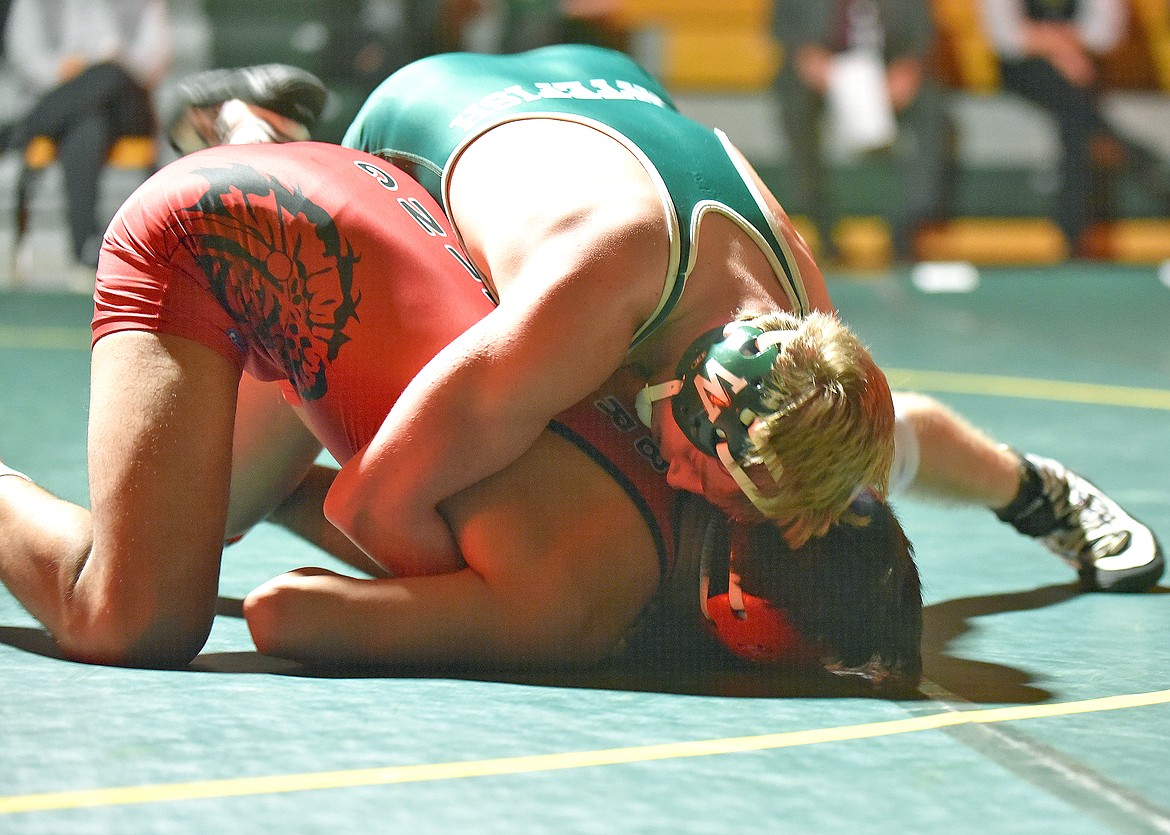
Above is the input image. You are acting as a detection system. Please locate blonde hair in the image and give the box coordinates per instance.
[739,310,894,547]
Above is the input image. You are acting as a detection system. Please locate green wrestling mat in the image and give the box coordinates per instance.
[1,264,1168,833]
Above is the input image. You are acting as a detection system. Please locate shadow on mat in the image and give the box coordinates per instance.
[197,584,1129,702]
[918,583,1167,703]
[0,625,64,659]
[202,596,920,699]
[921,584,1078,704]
[5,585,1163,703]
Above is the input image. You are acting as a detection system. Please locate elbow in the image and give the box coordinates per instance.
[323,463,389,557]
[56,607,211,668]
[322,468,368,547]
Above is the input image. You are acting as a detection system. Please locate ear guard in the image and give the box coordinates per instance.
[661,493,823,666]
[654,492,922,687]
[636,322,800,512]
[700,524,822,664]
[702,493,923,686]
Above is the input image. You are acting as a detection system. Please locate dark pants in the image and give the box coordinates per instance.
[10,62,155,265]
[997,57,1100,247]
[774,68,955,260]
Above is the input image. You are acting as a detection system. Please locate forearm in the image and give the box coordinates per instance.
[323,304,627,575]
[244,568,592,667]
[325,400,544,576]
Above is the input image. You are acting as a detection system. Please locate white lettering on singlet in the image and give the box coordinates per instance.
[594,395,638,432]
[444,244,481,282]
[448,79,667,132]
[354,156,487,296]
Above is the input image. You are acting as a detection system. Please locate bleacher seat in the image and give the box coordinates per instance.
[615,0,780,91]
[9,135,157,287]
[930,0,1001,93]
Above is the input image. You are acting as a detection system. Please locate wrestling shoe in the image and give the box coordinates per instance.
[167,64,327,153]
[999,453,1164,592]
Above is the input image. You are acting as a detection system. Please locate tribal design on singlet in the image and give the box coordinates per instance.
[178,163,361,401]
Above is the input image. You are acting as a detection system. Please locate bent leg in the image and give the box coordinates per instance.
[0,331,240,666]
[891,391,1019,508]
[891,391,1163,591]
[10,63,136,144]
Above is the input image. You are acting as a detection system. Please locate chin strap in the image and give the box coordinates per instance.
[698,521,751,624]
[635,379,683,428]
[716,436,790,519]
[717,442,769,504]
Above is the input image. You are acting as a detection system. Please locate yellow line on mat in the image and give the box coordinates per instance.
[885,368,1170,411]
[3,328,1170,411]
[3,689,1168,815]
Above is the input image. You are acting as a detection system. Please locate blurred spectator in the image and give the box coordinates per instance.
[4,0,172,268]
[320,0,626,97]
[771,0,954,262]
[980,0,1169,254]
[322,1,485,98]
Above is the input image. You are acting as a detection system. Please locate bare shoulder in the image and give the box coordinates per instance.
[445,429,657,571]
[448,119,668,283]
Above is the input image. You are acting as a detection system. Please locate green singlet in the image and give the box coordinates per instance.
[343,44,809,346]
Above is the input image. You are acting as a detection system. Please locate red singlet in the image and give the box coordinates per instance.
[94,141,674,575]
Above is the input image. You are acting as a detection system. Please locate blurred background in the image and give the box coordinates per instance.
[0,0,1167,289]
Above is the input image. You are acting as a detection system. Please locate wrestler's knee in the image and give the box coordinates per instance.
[57,596,213,668]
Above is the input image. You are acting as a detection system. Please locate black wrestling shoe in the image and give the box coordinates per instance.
[1000,454,1165,592]
[167,64,327,153]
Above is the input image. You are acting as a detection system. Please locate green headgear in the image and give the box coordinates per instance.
[637,322,787,463]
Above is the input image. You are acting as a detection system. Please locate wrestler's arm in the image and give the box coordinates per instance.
[325,209,665,576]
[245,431,661,666]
